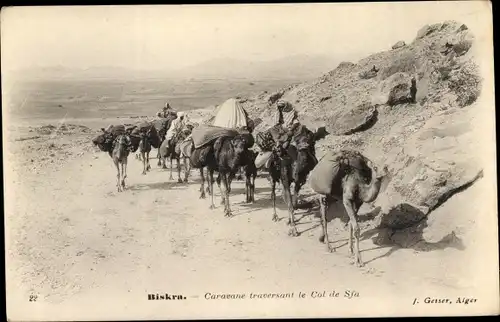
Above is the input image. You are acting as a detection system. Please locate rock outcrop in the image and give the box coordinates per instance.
[239,20,484,237]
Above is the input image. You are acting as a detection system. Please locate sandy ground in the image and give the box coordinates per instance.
[4,119,498,320]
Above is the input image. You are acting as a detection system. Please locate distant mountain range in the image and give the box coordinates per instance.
[167,54,338,80]
[5,54,338,81]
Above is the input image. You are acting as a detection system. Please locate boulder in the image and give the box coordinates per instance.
[374,108,483,230]
[415,23,440,40]
[330,103,378,135]
[392,41,406,50]
[373,72,415,106]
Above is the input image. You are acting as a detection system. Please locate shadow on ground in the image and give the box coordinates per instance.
[359,203,466,265]
[127,181,189,191]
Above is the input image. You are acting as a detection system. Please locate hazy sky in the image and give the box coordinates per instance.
[1,2,491,71]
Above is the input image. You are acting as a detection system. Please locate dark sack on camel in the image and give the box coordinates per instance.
[256,131,275,151]
[191,125,239,149]
[309,151,346,195]
[108,124,126,137]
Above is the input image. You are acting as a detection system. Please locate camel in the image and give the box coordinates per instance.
[160,125,193,183]
[268,125,329,236]
[316,150,388,267]
[189,133,253,216]
[112,134,132,192]
[213,133,254,216]
[229,149,258,204]
[138,130,152,175]
[155,115,178,168]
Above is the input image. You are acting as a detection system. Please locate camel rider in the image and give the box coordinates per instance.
[254,100,300,169]
[271,100,300,150]
[164,111,187,148]
[158,102,177,118]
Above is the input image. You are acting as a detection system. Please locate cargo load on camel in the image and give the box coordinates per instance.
[309,150,372,195]
[191,124,240,149]
[212,98,248,129]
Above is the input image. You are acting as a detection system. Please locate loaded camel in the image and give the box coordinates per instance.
[138,129,152,175]
[312,150,388,267]
[159,123,194,183]
[111,134,133,192]
[268,124,329,236]
[189,132,254,217]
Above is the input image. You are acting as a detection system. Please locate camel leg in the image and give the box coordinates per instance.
[319,196,335,252]
[245,174,251,203]
[157,149,162,166]
[122,160,127,189]
[216,173,225,206]
[251,173,256,203]
[206,171,211,194]
[292,183,301,209]
[343,198,363,267]
[141,152,146,175]
[169,157,174,180]
[183,157,190,182]
[348,221,354,256]
[176,157,183,183]
[271,180,278,222]
[115,161,121,192]
[283,182,299,237]
[199,168,206,199]
[208,168,216,210]
[161,154,167,169]
[146,152,151,171]
[222,172,233,217]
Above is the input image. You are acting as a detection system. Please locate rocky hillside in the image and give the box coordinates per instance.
[238,20,485,244]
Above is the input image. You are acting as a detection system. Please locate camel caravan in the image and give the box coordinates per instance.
[92,98,389,267]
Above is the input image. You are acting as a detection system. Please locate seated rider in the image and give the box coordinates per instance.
[271,100,300,151]
[164,112,187,149]
[158,102,177,118]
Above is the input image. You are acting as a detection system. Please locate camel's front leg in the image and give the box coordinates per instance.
[292,182,301,209]
[222,172,233,217]
[216,173,225,206]
[208,169,216,210]
[343,198,363,267]
[141,152,147,175]
[115,161,121,192]
[283,182,299,237]
[157,148,162,167]
[169,157,174,180]
[176,157,183,183]
[206,171,211,194]
[199,168,206,199]
[121,160,128,189]
[183,157,190,182]
[251,173,256,203]
[271,180,278,222]
[146,152,151,171]
[319,196,335,252]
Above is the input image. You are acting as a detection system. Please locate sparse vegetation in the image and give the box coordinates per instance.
[448,61,482,107]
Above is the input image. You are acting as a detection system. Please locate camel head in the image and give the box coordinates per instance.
[371,164,389,180]
[231,135,248,156]
[92,133,105,146]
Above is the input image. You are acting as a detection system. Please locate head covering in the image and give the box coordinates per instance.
[156,112,162,117]
[164,102,171,110]
[178,112,185,118]
[277,100,286,108]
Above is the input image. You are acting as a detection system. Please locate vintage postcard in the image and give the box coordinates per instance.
[2,2,498,321]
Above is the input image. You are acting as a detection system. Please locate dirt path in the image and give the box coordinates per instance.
[5,139,492,320]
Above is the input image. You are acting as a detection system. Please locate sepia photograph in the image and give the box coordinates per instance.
[2,2,498,321]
